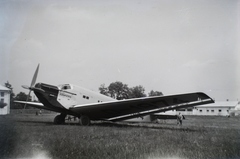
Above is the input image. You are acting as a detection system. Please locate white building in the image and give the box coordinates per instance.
[193,101,240,116]
[173,101,240,116]
[0,85,11,115]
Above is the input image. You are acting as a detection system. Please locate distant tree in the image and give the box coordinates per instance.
[99,84,109,96]
[148,90,163,97]
[14,92,32,109]
[4,81,15,108]
[15,92,31,101]
[108,81,130,100]
[99,81,163,100]
[129,85,146,98]
[4,81,12,90]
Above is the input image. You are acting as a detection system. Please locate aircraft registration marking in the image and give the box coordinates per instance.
[59,92,72,98]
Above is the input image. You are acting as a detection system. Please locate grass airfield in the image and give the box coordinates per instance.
[0,113,240,159]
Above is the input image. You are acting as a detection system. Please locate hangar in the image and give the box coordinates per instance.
[0,85,10,115]
[193,101,240,116]
[176,101,240,116]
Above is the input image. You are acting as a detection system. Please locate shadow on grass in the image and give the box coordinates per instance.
[0,119,18,159]
[14,120,55,126]
[92,121,201,132]
[14,118,201,132]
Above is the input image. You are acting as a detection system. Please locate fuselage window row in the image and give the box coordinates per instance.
[83,95,89,99]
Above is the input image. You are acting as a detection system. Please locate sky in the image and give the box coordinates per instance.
[0,0,240,101]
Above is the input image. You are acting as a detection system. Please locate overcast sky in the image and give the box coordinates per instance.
[0,0,239,101]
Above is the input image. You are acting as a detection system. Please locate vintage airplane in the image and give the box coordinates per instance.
[15,64,214,126]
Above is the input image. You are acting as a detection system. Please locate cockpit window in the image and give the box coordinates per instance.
[61,84,71,90]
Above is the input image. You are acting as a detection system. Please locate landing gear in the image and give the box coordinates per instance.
[79,115,91,126]
[54,114,66,124]
[53,114,91,126]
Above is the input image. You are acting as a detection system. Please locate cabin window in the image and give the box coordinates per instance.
[0,92,4,97]
[211,110,214,112]
[219,109,222,112]
[207,110,209,112]
[86,96,89,100]
[199,110,202,112]
[1,99,4,103]
[83,95,86,98]
[61,84,71,90]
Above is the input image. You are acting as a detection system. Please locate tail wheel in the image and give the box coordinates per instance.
[54,114,66,124]
[79,115,91,126]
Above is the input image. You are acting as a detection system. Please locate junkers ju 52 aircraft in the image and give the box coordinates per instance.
[15,64,214,126]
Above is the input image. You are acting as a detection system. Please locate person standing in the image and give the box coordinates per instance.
[177,112,183,125]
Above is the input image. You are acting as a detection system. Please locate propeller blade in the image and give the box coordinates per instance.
[22,85,30,90]
[23,64,40,112]
[23,90,32,109]
[31,64,40,87]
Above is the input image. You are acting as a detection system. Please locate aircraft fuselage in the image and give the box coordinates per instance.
[33,83,116,116]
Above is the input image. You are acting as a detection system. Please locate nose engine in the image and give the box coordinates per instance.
[35,83,59,97]
[33,83,65,110]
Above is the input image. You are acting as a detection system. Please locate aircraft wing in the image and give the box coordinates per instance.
[70,92,214,121]
[14,101,59,112]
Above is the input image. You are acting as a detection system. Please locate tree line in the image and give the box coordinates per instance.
[2,81,163,109]
[99,81,163,100]
[3,81,33,109]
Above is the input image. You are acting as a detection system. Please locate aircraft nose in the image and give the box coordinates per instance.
[35,83,60,96]
[35,83,41,88]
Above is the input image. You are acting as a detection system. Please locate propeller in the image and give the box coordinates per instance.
[22,64,40,110]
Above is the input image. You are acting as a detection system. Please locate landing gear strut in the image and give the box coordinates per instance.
[54,114,66,124]
[79,115,91,126]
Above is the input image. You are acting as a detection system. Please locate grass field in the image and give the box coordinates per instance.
[0,114,240,159]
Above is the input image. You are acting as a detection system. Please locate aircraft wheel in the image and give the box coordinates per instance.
[54,114,65,124]
[79,115,91,126]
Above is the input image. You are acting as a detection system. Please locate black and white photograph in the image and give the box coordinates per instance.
[0,0,239,159]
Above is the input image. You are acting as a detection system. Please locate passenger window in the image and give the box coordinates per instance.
[83,95,89,99]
